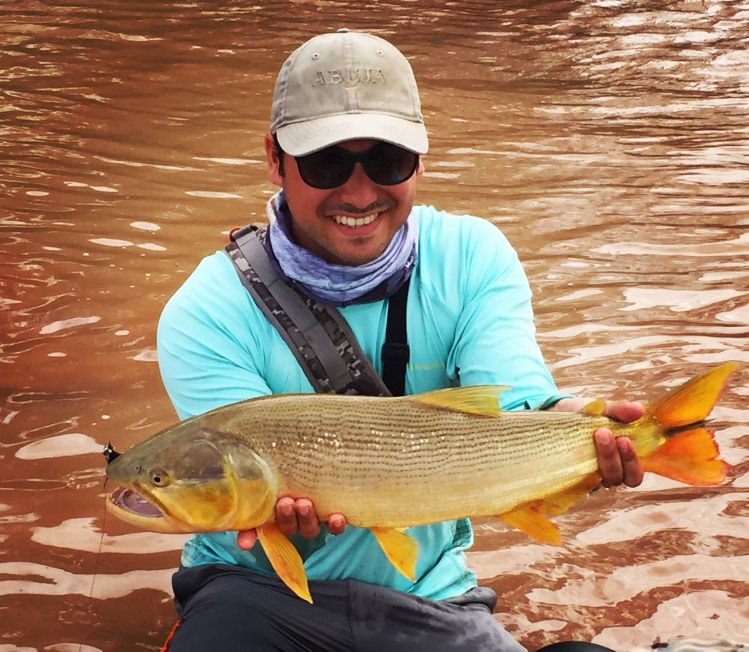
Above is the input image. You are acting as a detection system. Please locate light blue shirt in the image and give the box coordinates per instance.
[156,205,565,600]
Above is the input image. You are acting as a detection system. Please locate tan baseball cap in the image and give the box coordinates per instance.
[270,29,429,157]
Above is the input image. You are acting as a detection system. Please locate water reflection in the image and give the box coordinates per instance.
[577,492,749,545]
[530,553,749,607]
[15,433,102,459]
[1,0,748,649]
[31,518,186,555]
[0,561,174,599]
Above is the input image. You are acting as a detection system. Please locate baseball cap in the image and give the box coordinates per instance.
[270,29,429,157]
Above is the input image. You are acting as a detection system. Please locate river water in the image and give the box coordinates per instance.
[1,1,748,650]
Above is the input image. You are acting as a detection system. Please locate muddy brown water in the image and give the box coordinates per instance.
[1,1,748,650]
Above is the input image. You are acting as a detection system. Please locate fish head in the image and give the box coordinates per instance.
[105,423,277,533]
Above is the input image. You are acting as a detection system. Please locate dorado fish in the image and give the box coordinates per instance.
[105,362,738,603]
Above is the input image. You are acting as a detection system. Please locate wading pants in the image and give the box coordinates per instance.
[163,564,527,652]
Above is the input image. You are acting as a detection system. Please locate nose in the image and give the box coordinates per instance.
[336,161,379,210]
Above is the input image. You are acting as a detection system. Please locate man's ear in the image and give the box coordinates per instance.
[265,132,283,186]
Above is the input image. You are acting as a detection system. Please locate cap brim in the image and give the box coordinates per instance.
[276,113,429,156]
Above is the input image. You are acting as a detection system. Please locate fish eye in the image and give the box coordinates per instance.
[149,468,170,487]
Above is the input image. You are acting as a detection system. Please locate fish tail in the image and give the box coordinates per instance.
[648,361,740,431]
[640,362,739,486]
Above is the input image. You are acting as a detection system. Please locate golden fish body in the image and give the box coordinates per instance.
[195,394,635,527]
[105,362,738,602]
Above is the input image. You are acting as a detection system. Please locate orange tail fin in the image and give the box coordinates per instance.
[648,361,739,429]
[641,428,729,486]
[642,362,739,486]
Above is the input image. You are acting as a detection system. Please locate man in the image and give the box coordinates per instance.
[156,29,643,651]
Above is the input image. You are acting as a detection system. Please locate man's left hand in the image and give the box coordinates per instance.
[553,398,645,488]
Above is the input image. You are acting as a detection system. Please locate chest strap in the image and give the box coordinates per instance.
[381,276,410,397]
[225,226,409,396]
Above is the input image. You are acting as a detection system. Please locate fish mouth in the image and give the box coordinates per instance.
[107,486,165,521]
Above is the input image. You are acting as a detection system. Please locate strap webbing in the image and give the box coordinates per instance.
[225,227,393,397]
[381,277,410,396]
[242,234,353,392]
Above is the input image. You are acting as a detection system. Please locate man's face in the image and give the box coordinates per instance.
[265,134,424,266]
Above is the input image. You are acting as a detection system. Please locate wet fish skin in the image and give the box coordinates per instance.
[105,362,738,602]
[105,392,611,529]
[105,363,736,532]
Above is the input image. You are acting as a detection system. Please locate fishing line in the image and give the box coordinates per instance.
[82,479,108,652]
[90,481,108,598]
[91,444,120,601]
[79,444,120,652]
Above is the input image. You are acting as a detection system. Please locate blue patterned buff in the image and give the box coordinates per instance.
[266,190,417,306]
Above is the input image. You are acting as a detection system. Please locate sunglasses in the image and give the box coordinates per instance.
[291,142,420,190]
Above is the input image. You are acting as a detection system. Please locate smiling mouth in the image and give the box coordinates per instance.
[331,212,380,228]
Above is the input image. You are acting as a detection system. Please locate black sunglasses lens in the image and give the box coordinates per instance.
[364,144,419,186]
[295,144,419,189]
[296,149,352,189]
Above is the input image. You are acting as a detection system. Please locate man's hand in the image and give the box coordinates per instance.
[236,497,347,551]
[553,397,645,488]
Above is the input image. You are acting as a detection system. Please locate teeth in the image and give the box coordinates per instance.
[332,213,378,228]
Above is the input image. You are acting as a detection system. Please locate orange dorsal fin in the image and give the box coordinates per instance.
[641,428,730,486]
[257,523,312,603]
[648,362,740,429]
[370,527,419,581]
[498,474,600,545]
[410,386,507,417]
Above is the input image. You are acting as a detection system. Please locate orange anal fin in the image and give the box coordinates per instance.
[649,362,740,429]
[534,474,601,516]
[499,475,601,545]
[256,523,312,603]
[499,504,560,545]
[370,527,419,581]
[642,428,730,486]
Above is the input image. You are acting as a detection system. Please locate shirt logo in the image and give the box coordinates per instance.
[312,68,386,85]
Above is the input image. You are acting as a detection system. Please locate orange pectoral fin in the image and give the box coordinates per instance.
[370,527,419,582]
[256,523,312,603]
[641,428,730,486]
